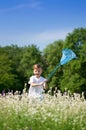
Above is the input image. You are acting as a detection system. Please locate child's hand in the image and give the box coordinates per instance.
[39,80,47,87]
[39,82,45,86]
[44,79,47,82]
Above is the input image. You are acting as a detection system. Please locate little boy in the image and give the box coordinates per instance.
[28,64,48,100]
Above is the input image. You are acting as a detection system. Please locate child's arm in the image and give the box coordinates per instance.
[30,82,44,87]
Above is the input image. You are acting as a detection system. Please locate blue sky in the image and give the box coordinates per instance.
[0,0,86,50]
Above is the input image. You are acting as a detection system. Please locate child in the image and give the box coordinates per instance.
[28,64,48,100]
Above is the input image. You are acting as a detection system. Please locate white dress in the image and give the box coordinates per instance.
[28,75,46,99]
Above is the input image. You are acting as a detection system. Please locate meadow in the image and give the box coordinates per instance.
[0,88,86,130]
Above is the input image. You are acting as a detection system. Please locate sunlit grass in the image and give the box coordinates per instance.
[0,89,86,130]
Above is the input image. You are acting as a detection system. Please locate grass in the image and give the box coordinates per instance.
[0,89,86,130]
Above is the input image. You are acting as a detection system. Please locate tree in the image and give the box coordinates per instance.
[0,49,15,92]
[19,44,44,83]
[60,27,86,96]
[43,40,64,89]
[0,45,24,93]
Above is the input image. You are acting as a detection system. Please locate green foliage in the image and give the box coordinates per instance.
[43,40,64,88]
[60,27,86,95]
[19,44,44,80]
[0,45,24,92]
[0,52,15,91]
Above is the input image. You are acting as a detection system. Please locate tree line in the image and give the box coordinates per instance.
[0,27,86,97]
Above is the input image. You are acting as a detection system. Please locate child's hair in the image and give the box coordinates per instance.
[33,64,42,70]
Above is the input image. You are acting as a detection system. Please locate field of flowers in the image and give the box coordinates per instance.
[0,89,86,130]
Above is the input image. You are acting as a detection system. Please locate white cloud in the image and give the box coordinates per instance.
[0,1,42,13]
[20,29,72,44]
[0,29,73,50]
[33,30,68,41]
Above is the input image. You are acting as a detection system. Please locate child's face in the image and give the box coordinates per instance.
[33,68,42,78]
